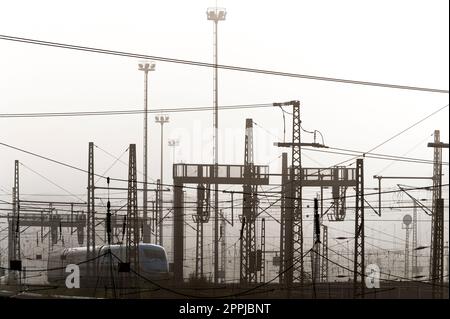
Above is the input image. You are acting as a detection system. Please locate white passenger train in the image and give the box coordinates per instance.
[47,244,169,287]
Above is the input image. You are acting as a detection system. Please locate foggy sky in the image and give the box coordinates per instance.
[0,0,448,267]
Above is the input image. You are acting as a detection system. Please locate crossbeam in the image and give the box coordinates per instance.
[7,213,85,227]
[173,163,269,185]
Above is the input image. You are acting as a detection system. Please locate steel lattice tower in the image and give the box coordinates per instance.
[87,142,96,267]
[12,160,20,260]
[353,158,365,298]
[260,217,266,283]
[291,100,304,285]
[275,100,303,289]
[156,179,163,245]
[404,221,411,279]
[220,214,227,283]
[279,152,288,284]
[412,203,418,277]
[195,184,210,279]
[321,225,329,282]
[430,130,444,298]
[240,118,258,284]
[126,144,139,271]
[9,160,21,282]
[431,199,444,298]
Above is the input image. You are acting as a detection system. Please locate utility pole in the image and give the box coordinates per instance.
[321,225,329,283]
[119,144,140,297]
[274,100,304,288]
[221,213,227,283]
[428,130,448,298]
[87,142,95,275]
[241,118,258,284]
[126,145,139,273]
[155,179,162,245]
[173,179,184,283]
[274,101,328,289]
[279,152,288,284]
[353,158,365,298]
[290,100,303,286]
[155,114,169,246]
[138,61,155,244]
[313,198,321,284]
[207,6,226,285]
[8,160,21,285]
[260,217,266,283]
[446,241,449,283]
[194,184,210,279]
[412,203,418,277]
[403,214,412,279]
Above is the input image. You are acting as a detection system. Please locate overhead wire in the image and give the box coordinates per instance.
[375,133,436,175]
[94,145,129,186]
[1,139,448,205]
[320,243,449,287]
[0,34,448,93]
[0,103,274,118]
[328,104,449,167]
[302,147,444,166]
[19,162,85,203]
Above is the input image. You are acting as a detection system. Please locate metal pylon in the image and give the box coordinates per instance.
[240,118,258,284]
[194,184,210,279]
[321,225,329,282]
[126,144,139,272]
[87,142,95,272]
[430,130,444,298]
[291,101,304,285]
[404,224,411,279]
[353,158,365,298]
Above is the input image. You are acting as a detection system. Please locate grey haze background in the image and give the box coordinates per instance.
[0,0,448,275]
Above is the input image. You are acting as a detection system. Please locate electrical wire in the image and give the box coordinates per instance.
[324,146,447,165]
[1,139,446,204]
[320,244,449,287]
[329,104,449,167]
[303,147,445,166]
[19,162,85,203]
[0,103,274,118]
[375,133,435,175]
[0,34,448,93]
[94,146,129,186]
[110,247,315,299]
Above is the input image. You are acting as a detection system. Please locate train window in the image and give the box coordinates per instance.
[143,249,165,260]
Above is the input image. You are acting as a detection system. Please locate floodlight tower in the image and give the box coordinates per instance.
[207,6,226,284]
[155,114,169,246]
[168,139,180,163]
[138,61,156,244]
[403,214,412,279]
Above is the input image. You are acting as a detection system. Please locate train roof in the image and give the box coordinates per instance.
[51,243,165,256]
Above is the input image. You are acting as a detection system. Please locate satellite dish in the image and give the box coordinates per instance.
[403,214,412,226]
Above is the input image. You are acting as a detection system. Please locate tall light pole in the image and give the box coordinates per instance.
[138,61,155,244]
[155,114,169,246]
[207,5,226,285]
[403,214,412,279]
[168,139,180,163]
